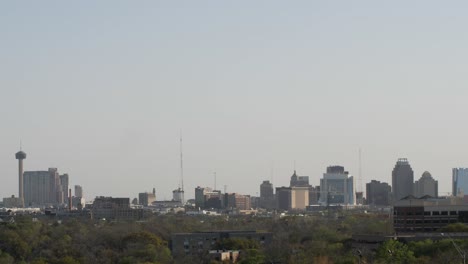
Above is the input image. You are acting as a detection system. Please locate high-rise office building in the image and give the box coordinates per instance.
[309,185,320,205]
[194,187,223,209]
[453,168,468,197]
[75,185,83,198]
[290,186,309,210]
[366,180,391,206]
[204,190,223,209]
[259,181,275,209]
[138,189,156,207]
[273,187,310,211]
[319,166,355,206]
[290,171,310,187]
[260,181,274,199]
[24,168,64,207]
[413,171,438,198]
[195,186,212,209]
[392,158,414,202]
[275,171,313,211]
[224,193,251,210]
[60,174,69,203]
[276,187,291,211]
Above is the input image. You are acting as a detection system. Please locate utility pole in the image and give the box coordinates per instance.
[441,233,466,264]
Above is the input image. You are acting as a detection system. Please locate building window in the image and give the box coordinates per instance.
[450,211,457,215]
[433,211,440,216]
[441,211,448,215]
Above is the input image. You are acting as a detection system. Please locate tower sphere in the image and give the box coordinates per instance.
[15,151,26,159]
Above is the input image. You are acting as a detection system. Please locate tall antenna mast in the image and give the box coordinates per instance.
[180,133,184,192]
[358,148,363,193]
[214,171,217,190]
[270,161,274,183]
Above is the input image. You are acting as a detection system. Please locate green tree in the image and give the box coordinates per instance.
[121,231,172,264]
[376,239,415,264]
[0,249,14,264]
[440,223,468,232]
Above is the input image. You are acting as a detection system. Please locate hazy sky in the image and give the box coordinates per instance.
[1,1,468,200]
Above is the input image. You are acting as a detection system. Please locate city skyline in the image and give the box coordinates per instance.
[1,147,457,201]
[2,1,468,200]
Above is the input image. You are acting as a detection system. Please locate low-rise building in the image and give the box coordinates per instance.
[209,250,239,263]
[171,230,272,256]
[91,196,143,221]
[394,195,468,233]
[2,195,23,208]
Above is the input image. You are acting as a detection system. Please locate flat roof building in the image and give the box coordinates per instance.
[276,187,291,211]
[91,196,143,220]
[24,168,65,207]
[319,166,355,206]
[291,186,309,210]
[139,190,156,207]
[453,168,468,197]
[171,231,272,257]
[74,185,83,198]
[394,196,468,233]
[366,180,391,206]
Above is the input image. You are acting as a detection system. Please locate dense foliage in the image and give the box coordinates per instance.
[0,213,467,263]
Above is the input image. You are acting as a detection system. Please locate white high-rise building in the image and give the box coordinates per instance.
[24,168,63,207]
[319,166,355,206]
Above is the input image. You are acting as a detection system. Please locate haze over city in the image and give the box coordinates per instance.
[2,1,468,200]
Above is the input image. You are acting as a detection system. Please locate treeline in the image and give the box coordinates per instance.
[0,216,172,264]
[0,213,466,263]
